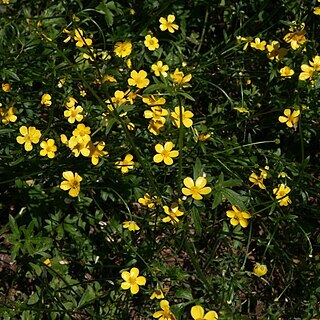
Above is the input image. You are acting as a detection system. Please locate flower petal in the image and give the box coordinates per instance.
[191,305,204,319]
[183,177,194,188]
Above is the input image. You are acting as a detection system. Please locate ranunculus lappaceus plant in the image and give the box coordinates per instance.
[0,0,319,319]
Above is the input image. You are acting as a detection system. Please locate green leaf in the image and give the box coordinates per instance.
[9,214,20,237]
[193,157,202,179]
[190,207,202,235]
[78,285,96,308]
[221,188,246,211]
[175,289,193,300]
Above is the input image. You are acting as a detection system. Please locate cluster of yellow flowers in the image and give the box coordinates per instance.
[61,123,108,165]
[249,166,292,206]
[119,267,218,319]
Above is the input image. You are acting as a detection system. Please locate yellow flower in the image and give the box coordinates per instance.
[121,267,146,294]
[153,300,176,320]
[142,95,166,106]
[150,289,165,300]
[170,68,192,85]
[314,6,320,15]
[250,38,266,51]
[278,109,300,128]
[73,28,92,47]
[162,203,184,224]
[41,93,52,106]
[88,141,108,165]
[105,90,127,111]
[237,36,253,50]
[283,28,307,50]
[115,154,134,174]
[2,83,11,92]
[64,106,84,123]
[170,106,194,128]
[128,70,150,89]
[65,97,78,108]
[182,177,211,200]
[1,0,10,4]
[69,135,91,157]
[60,171,82,197]
[153,142,179,165]
[0,106,17,124]
[144,35,159,51]
[191,305,218,320]
[16,126,42,151]
[72,123,91,138]
[138,193,158,208]
[226,205,251,228]
[159,15,179,33]
[280,66,294,78]
[102,74,117,83]
[249,172,266,189]
[299,64,314,81]
[309,55,320,71]
[123,221,140,231]
[266,41,287,61]
[152,61,169,77]
[144,106,168,135]
[114,41,132,58]
[40,139,57,158]
[253,263,268,277]
[43,258,52,266]
[273,184,291,206]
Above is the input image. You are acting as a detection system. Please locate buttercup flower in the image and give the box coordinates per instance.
[142,95,166,106]
[128,70,150,89]
[64,106,84,123]
[153,300,176,320]
[273,184,291,206]
[280,66,294,78]
[114,41,132,58]
[138,193,158,208]
[123,221,140,231]
[182,177,212,200]
[150,289,165,300]
[170,106,194,128]
[2,83,11,92]
[144,35,159,51]
[249,172,265,189]
[153,142,179,165]
[152,61,169,77]
[88,141,108,165]
[73,28,92,47]
[41,93,52,106]
[0,106,17,124]
[40,139,57,158]
[278,109,300,128]
[250,38,266,51]
[16,126,42,151]
[170,68,192,85]
[226,205,251,228]
[253,263,268,277]
[266,41,287,61]
[121,267,146,294]
[162,203,184,224]
[237,36,253,50]
[159,15,179,33]
[65,97,78,108]
[115,154,135,174]
[60,171,82,197]
[191,305,218,320]
[283,22,307,50]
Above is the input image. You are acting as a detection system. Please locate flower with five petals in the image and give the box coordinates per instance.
[182,177,211,200]
[121,267,146,294]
